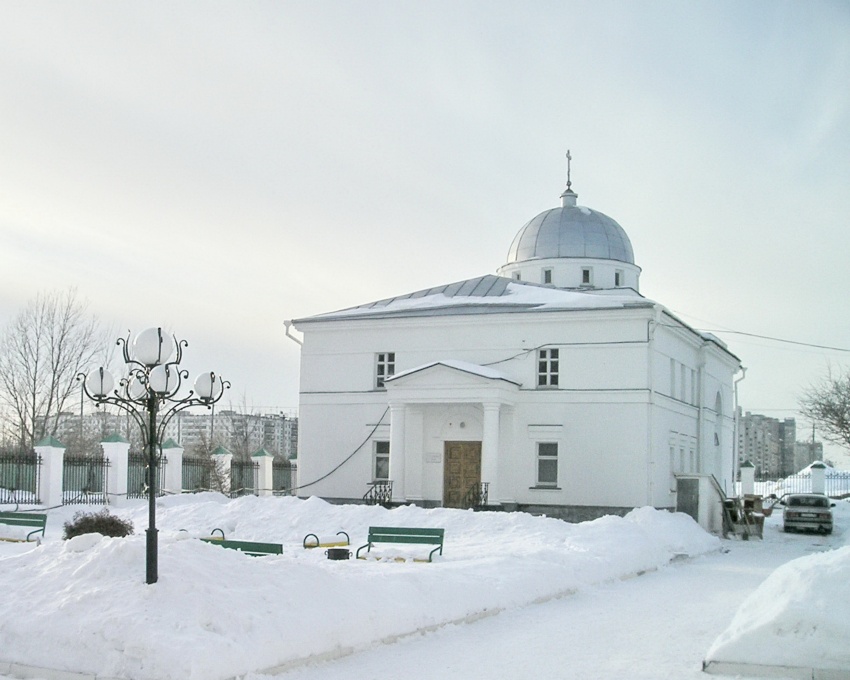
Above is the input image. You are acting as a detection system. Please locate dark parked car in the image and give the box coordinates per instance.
[781,493,834,534]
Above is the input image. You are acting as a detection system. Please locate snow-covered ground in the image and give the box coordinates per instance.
[1,494,847,680]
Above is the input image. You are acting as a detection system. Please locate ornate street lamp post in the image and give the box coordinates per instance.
[80,327,229,584]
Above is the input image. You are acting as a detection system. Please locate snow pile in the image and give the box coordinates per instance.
[705,545,850,675]
[0,496,718,680]
[704,500,850,676]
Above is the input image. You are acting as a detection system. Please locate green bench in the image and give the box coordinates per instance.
[199,528,282,557]
[0,511,47,543]
[356,526,444,562]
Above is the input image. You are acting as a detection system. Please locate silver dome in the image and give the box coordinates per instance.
[506,196,635,265]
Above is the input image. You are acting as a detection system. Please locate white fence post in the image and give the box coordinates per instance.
[251,448,274,497]
[162,439,184,495]
[211,446,233,496]
[101,434,130,504]
[740,460,755,496]
[34,436,66,508]
[810,461,826,495]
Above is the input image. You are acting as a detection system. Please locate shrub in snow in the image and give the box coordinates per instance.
[63,510,134,539]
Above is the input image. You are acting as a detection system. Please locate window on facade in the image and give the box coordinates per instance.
[614,270,623,287]
[514,272,521,281]
[537,348,559,387]
[670,359,676,397]
[374,441,390,480]
[680,363,687,402]
[542,268,553,284]
[690,369,697,405]
[581,268,592,285]
[375,352,395,388]
[537,442,558,486]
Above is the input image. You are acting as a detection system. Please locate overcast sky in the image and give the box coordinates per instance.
[1,2,849,460]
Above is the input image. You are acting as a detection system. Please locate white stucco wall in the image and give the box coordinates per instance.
[294,303,740,516]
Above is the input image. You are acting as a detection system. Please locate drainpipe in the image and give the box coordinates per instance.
[283,320,303,346]
[696,341,707,474]
[646,306,662,505]
[733,366,747,491]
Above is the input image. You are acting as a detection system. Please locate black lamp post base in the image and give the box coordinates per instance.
[146,527,159,584]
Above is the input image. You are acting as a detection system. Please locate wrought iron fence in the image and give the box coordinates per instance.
[272,459,297,495]
[182,456,216,493]
[127,452,168,499]
[749,471,850,499]
[63,454,109,505]
[0,451,41,504]
[230,459,258,497]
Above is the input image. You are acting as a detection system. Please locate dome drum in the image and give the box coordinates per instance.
[497,257,641,291]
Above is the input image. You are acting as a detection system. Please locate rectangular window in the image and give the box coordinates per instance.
[614,269,623,287]
[581,267,592,285]
[670,358,676,397]
[537,442,558,486]
[375,352,395,388]
[542,268,553,284]
[513,272,521,281]
[680,362,687,402]
[374,441,390,480]
[537,348,559,387]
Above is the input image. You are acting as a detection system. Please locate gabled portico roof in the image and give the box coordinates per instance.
[385,359,521,387]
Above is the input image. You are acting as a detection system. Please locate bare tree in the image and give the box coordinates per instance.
[186,430,229,493]
[0,290,106,450]
[799,366,850,452]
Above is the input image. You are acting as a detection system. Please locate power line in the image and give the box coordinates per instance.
[667,309,850,354]
[697,329,850,354]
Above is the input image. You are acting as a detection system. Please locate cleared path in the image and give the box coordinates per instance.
[269,524,838,680]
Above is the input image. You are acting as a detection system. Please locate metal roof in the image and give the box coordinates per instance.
[294,275,651,323]
[506,202,635,265]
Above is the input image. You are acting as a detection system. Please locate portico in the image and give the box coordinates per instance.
[384,360,519,508]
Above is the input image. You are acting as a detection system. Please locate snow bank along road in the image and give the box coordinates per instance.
[0,495,846,680]
[259,512,846,680]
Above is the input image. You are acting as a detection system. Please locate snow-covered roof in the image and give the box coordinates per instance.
[294,274,653,323]
[385,359,521,386]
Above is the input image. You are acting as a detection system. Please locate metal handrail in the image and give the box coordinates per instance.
[463,481,489,509]
[363,480,393,506]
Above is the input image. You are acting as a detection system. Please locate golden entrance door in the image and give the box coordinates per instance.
[443,441,482,508]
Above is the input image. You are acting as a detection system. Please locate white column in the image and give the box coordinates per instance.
[810,462,826,495]
[101,434,130,503]
[34,437,66,508]
[251,448,274,497]
[211,446,233,496]
[388,404,406,503]
[740,460,755,496]
[481,403,501,507]
[404,408,424,501]
[161,439,184,495]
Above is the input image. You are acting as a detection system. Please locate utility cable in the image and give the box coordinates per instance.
[694,329,850,354]
[288,406,390,493]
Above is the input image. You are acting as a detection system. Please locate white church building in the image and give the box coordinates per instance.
[291,171,742,531]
